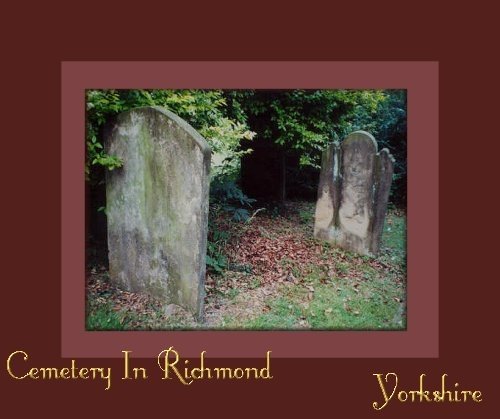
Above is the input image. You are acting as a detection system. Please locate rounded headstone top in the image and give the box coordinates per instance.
[116,106,212,158]
[342,130,378,153]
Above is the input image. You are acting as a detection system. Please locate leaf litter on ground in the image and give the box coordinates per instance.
[86,201,406,330]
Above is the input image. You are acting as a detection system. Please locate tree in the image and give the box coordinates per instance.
[224,89,406,205]
[85,89,255,184]
[86,88,407,206]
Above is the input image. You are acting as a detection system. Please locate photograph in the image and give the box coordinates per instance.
[85,89,407,331]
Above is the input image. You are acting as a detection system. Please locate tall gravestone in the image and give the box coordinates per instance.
[105,107,211,318]
[314,131,394,255]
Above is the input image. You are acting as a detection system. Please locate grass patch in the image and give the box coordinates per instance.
[243,211,407,330]
[380,211,406,268]
[246,297,304,329]
[245,269,405,330]
[86,303,129,330]
[307,276,404,330]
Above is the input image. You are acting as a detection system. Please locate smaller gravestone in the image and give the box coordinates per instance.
[105,107,211,319]
[314,131,394,255]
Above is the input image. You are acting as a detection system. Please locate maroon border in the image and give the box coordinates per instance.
[61,61,438,358]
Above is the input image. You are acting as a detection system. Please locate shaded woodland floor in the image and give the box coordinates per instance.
[86,201,406,330]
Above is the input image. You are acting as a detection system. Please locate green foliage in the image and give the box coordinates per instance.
[374,91,407,205]
[85,89,255,183]
[210,180,256,222]
[86,303,127,330]
[206,244,228,275]
[86,90,125,177]
[205,179,257,276]
[380,210,407,269]
[86,88,406,205]
[229,90,389,168]
[226,89,407,206]
[298,209,314,225]
[206,220,230,275]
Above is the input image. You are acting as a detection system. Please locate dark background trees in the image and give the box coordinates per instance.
[87,88,407,205]
[225,89,406,205]
[86,89,407,264]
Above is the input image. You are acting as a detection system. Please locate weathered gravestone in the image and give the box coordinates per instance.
[314,131,394,255]
[105,107,211,318]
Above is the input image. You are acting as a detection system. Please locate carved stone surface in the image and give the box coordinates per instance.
[314,131,394,255]
[105,107,211,318]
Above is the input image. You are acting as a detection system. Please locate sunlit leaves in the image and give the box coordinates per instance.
[85,89,256,183]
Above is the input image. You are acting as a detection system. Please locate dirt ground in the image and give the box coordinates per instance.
[86,201,406,330]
